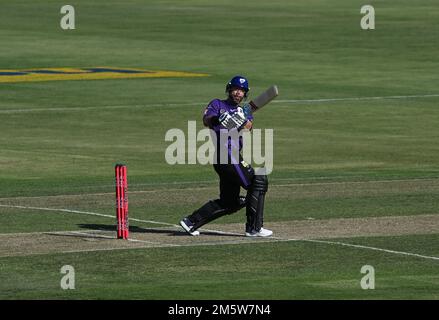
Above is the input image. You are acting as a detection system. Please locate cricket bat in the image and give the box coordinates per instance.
[245,85,279,114]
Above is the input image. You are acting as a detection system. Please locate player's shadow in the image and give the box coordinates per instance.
[77,224,242,237]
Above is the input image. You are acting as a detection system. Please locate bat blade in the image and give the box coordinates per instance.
[248,85,279,112]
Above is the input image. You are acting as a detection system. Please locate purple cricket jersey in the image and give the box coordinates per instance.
[203,99,254,166]
[203,98,254,132]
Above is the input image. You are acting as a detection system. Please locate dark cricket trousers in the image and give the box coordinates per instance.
[213,156,255,208]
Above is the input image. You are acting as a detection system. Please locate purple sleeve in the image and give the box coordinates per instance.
[203,99,221,127]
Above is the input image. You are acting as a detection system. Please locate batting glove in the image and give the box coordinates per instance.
[219,111,247,130]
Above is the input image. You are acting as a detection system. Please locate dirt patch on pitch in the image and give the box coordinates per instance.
[0,214,438,257]
[0,227,254,257]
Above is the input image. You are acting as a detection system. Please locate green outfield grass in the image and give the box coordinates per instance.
[1,234,438,299]
[0,0,438,299]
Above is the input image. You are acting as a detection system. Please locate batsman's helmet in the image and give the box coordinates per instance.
[226,76,249,97]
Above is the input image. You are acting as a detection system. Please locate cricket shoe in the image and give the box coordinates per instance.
[180,218,200,236]
[245,227,273,237]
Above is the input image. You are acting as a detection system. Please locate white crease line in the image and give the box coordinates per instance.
[1,204,438,261]
[295,238,439,261]
[156,235,439,261]
[0,204,243,237]
[64,231,159,244]
[5,232,439,262]
[1,94,439,114]
[183,236,439,262]
[0,204,256,238]
[174,234,439,261]
[45,231,116,240]
[58,239,273,255]
[0,204,178,227]
[196,228,244,237]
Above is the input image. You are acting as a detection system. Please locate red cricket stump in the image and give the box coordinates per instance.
[115,164,129,239]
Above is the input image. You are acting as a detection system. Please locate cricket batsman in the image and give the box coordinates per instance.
[180,75,273,237]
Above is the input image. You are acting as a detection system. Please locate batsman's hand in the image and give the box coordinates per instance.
[219,110,247,130]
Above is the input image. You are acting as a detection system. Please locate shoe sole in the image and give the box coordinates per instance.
[180,220,200,236]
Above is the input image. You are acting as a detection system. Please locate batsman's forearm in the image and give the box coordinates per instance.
[203,115,219,127]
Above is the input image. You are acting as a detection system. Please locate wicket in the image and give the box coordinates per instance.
[115,164,129,239]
